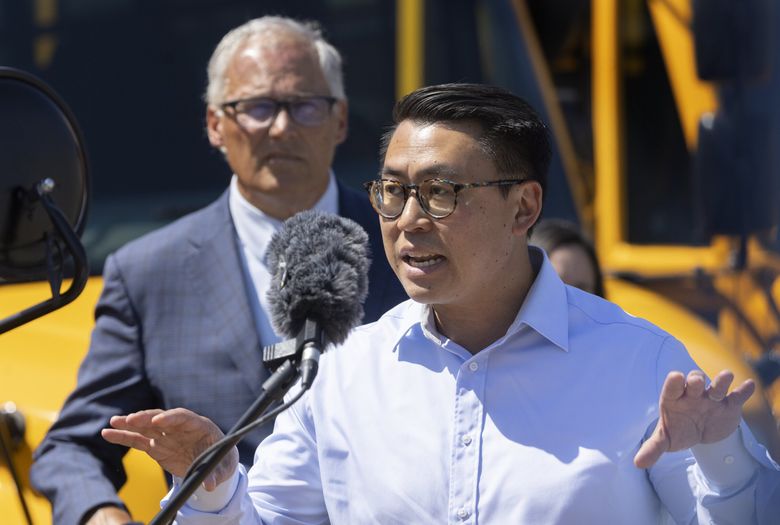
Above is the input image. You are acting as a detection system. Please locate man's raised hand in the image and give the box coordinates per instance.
[634,369,755,469]
[101,408,238,491]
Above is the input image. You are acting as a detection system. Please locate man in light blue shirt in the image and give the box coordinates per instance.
[104,83,780,523]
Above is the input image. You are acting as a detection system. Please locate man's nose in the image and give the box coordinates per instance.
[396,190,431,231]
[268,106,294,137]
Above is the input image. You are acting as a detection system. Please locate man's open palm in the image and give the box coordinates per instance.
[634,369,754,469]
[102,408,238,491]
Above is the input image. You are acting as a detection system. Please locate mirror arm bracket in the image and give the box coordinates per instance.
[0,178,89,335]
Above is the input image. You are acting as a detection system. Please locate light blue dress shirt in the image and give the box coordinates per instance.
[168,248,780,524]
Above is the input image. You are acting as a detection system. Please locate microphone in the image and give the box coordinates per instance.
[151,211,370,525]
[263,210,370,387]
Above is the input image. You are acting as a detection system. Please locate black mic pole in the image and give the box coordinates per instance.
[149,360,300,525]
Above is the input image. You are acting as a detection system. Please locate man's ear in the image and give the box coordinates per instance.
[334,99,349,145]
[206,106,224,149]
[512,181,543,236]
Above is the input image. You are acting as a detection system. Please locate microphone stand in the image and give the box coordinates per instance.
[149,360,299,525]
[149,319,324,524]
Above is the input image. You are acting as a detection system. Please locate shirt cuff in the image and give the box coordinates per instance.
[691,427,759,491]
[173,467,240,513]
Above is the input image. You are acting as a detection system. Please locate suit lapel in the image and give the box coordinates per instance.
[187,192,267,396]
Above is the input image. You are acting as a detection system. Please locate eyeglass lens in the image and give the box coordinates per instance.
[372,180,457,218]
[236,97,333,127]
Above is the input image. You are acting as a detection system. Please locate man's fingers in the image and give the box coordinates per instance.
[110,411,170,442]
[203,473,218,492]
[125,409,165,427]
[152,407,201,428]
[634,430,669,469]
[660,371,686,401]
[727,379,756,406]
[152,407,194,421]
[109,415,159,439]
[706,370,734,402]
[101,428,153,452]
[685,370,706,398]
[108,415,129,430]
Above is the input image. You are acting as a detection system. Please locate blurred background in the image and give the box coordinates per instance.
[0,0,583,271]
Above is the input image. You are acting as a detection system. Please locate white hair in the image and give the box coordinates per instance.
[205,16,345,106]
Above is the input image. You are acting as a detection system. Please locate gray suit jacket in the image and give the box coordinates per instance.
[30,184,407,525]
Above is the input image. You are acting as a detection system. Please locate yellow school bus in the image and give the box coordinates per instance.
[2,1,778,522]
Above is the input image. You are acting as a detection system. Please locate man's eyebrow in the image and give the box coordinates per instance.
[233,91,322,101]
[379,165,461,179]
[379,167,404,178]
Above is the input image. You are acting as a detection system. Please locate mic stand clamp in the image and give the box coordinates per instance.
[262,318,323,371]
[263,319,324,388]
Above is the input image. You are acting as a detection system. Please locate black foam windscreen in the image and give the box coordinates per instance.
[266,210,371,345]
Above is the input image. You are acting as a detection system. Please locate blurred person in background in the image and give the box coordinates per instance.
[531,217,604,297]
[30,15,405,525]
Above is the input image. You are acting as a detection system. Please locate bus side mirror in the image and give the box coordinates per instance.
[0,67,90,334]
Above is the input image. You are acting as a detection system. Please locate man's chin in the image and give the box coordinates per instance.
[265,157,305,171]
[241,171,306,192]
[402,284,439,305]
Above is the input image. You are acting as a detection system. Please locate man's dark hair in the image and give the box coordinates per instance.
[380,83,552,195]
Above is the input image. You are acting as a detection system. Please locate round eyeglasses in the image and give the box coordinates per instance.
[362,178,529,219]
[220,96,338,128]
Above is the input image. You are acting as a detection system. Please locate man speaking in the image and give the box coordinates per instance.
[104,83,779,523]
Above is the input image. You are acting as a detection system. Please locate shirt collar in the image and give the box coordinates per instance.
[397,245,570,353]
[228,172,339,264]
[509,246,570,352]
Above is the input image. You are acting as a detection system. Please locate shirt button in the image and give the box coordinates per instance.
[724,455,735,464]
[457,508,470,520]
[462,435,472,446]
[469,362,479,371]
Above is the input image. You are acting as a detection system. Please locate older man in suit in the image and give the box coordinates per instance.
[30,16,406,525]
